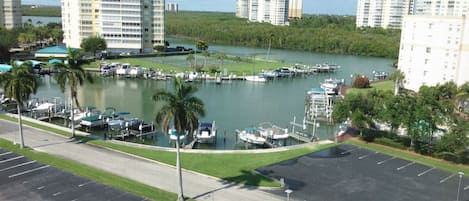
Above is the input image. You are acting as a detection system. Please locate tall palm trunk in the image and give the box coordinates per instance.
[176,134,184,201]
[394,80,400,95]
[70,92,75,137]
[16,103,25,149]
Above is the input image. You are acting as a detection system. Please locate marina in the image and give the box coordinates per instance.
[1,41,394,150]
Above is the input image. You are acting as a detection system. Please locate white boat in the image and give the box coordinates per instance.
[245,75,267,82]
[186,72,198,82]
[195,121,217,143]
[168,128,186,141]
[320,78,343,95]
[129,67,143,78]
[258,122,290,140]
[32,102,55,112]
[238,128,266,145]
[116,63,131,77]
[315,63,340,72]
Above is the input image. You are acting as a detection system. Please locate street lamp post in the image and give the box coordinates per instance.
[457,172,464,201]
[285,189,293,201]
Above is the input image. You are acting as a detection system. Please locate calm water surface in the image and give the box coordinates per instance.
[34,41,394,149]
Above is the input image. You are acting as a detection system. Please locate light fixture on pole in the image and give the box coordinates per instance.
[285,189,293,201]
[456,172,464,201]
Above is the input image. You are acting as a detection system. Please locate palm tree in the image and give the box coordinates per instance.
[54,48,93,137]
[152,77,206,201]
[0,62,38,149]
[186,54,195,69]
[389,70,405,95]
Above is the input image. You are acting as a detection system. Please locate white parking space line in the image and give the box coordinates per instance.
[0,161,36,172]
[0,151,13,156]
[464,185,469,191]
[0,156,24,163]
[78,181,93,187]
[71,199,78,201]
[397,162,415,171]
[52,192,62,196]
[8,165,49,178]
[37,186,45,190]
[377,157,395,165]
[340,148,359,155]
[417,167,435,177]
[358,154,370,160]
[439,173,457,183]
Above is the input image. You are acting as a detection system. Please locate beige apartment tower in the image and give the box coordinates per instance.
[61,0,165,53]
[288,0,302,18]
[0,0,22,29]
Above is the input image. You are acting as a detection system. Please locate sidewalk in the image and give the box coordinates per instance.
[0,119,283,201]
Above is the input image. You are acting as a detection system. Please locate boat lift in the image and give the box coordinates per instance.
[289,116,320,143]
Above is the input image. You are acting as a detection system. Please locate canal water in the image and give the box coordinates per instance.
[33,39,394,149]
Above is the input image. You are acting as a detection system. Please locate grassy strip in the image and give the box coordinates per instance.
[0,114,71,137]
[345,139,469,175]
[91,141,336,187]
[0,113,335,187]
[346,80,394,95]
[21,6,61,17]
[0,138,178,201]
[83,57,289,76]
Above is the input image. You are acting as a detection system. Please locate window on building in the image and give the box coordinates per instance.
[426,47,431,53]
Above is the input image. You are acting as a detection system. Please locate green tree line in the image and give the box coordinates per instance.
[166,12,401,58]
[333,82,469,164]
[0,22,63,62]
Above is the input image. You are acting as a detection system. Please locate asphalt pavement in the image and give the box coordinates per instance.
[257,144,469,201]
[0,148,145,201]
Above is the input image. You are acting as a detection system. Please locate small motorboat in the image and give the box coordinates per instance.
[258,122,289,140]
[238,128,266,145]
[195,121,217,143]
[168,128,186,141]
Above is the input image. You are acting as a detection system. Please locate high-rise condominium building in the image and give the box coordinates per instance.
[398,14,469,91]
[414,0,469,16]
[288,0,302,18]
[236,0,289,25]
[236,0,250,18]
[167,2,178,13]
[0,0,22,29]
[61,0,165,54]
[356,0,414,29]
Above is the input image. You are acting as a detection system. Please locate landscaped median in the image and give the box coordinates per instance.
[0,138,179,201]
[0,113,336,187]
[345,138,469,175]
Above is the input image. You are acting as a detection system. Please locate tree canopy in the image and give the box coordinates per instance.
[80,36,107,55]
[166,12,400,58]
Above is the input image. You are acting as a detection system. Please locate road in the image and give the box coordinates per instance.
[0,119,283,201]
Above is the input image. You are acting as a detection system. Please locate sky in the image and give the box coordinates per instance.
[23,0,357,15]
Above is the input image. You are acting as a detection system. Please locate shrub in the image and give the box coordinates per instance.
[208,65,220,74]
[413,141,436,156]
[353,76,370,88]
[457,149,469,165]
[435,152,459,163]
[374,137,407,149]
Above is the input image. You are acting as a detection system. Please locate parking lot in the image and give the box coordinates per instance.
[0,149,146,201]
[258,144,469,201]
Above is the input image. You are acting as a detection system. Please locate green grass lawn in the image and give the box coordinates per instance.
[345,139,469,175]
[346,80,394,95]
[92,141,336,187]
[83,56,289,76]
[21,6,61,17]
[0,138,178,201]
